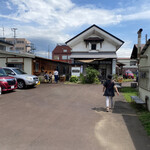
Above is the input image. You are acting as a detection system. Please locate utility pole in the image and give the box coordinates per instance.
[48,45,50,59]
[11,28,17,50]
[2,26,4,37]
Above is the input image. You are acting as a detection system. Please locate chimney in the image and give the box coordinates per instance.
[145,34,148,44]
[137,28,143,59]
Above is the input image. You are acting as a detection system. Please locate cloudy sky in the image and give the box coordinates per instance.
[0,0,150,58]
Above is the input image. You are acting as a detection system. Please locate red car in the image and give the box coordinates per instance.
[0,67,17,93]
[123,70,134,79]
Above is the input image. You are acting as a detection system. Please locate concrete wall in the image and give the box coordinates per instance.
[24,58,32,74]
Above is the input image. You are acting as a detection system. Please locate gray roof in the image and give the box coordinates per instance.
[0,40,13,46]
[141,39,150,55]
[0,50,35,58]
[70,52,117,59]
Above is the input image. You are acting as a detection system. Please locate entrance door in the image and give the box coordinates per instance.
[100,68,106,80]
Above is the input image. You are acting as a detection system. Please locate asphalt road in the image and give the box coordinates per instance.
[0,83,149,150]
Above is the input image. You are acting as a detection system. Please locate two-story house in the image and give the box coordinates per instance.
[66,24,124,79]
[52,44,72,64]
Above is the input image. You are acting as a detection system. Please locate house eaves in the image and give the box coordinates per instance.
[65,24,124,51]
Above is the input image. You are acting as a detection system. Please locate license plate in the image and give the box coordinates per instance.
[11,85,14,89]
[36,81,40,85]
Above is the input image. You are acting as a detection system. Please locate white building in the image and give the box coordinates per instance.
[117,58,137,74]
[0,40,35,74]
[66,24,124,79]
[139,39,150,111]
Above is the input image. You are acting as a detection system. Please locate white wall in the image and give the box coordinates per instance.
[139,45,150,111]
[139,88,150,111]
[102,40,116,51]
[0,52,33,75]
[24,58,32,74]
[0,53,14,67]
[71,39,116,52]
[0,58,6,67]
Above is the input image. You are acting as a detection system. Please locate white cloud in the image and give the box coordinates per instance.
[117,41,133,58]
[6,1,13,10]
[1,0,124,43]
[1,0,150,57]
[123,10,150,21]
[35,50,52,58]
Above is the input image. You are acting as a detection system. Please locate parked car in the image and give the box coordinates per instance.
[123,70,134,79]
[0,67,17,93]
[3,67,39,89]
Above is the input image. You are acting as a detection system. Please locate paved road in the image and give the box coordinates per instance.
[0,84,149,150]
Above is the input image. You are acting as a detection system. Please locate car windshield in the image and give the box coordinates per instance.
[13,68,27,75]
[0,68,7,77]
[126,71,132,74]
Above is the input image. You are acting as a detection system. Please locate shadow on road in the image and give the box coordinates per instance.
[91,107,106,112]
[113,101,150,150]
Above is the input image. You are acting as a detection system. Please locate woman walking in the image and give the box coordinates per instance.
[103,74,119,112]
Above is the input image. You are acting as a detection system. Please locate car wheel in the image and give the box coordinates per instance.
[17,80,25,89]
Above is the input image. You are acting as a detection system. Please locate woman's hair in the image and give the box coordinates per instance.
[107,74,112,80]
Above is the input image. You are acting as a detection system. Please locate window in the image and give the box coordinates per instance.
[91,43,96,50]
[130,61,136,66]
[35,62,39,72]
[17,41,24,43]
[54,55,59,60]
[62,55,67,60]
[16,47,24,50]
[7,41,13,44]
[63,49,67,52]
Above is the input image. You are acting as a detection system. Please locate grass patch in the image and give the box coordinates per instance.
[121,87,138,102]
[121,87,150,136]
[138,111,150,136]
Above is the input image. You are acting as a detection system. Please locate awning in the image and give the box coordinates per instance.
[70,52,117,59]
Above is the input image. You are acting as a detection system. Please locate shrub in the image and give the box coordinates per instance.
[85,67,99,83]
[94,76,100,84]
[79,73,86,84]
[69,75,78,83]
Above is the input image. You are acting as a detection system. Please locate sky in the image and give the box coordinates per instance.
[1,0,150,58]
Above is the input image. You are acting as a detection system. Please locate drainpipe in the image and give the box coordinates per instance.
[137,28,143,90]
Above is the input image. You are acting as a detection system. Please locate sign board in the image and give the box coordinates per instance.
[8,58,23,63]
[71,67,81,77]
